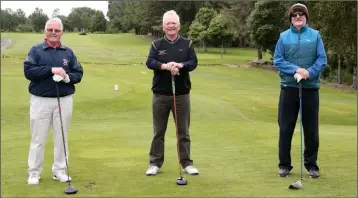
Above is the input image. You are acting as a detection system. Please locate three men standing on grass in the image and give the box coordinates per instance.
[23,3,327,186]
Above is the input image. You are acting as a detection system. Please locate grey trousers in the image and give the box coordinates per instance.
[149,93,193,168]
[28,94,73,176]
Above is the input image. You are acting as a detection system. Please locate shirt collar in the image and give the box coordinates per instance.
[164,35,180,44]
[42,39,66,49]
[290,24,308,33]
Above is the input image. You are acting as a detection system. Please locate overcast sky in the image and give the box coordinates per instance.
[1,1,109,18]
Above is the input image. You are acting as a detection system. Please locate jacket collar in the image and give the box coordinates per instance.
[290,24,308,33]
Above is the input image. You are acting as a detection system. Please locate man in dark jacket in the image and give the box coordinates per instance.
[24,17,83,184]
[145,10,199,176]
[273,3,327,179]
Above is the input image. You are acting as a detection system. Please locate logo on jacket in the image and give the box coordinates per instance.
[63,59,69,66]
[158,50,167,56]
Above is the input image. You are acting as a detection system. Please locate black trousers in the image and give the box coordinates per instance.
[149,93,193,168]
[278,86,320,171]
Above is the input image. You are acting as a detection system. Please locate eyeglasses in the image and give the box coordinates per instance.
[46,29,62,33]
[291,12,304,17]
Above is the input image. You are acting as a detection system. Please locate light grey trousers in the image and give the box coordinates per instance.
[28,94,73,176]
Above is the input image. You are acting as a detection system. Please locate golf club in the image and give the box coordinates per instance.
[55,82,78,194]
[289,74,303,190]
[171,75,187,186]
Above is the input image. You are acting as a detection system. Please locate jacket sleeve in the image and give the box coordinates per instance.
[273,36,299,75]
[24,47,53,81]
[146,41,163,71]
[307,34,327,79]
[180,40,198,72]
[67,49,83,84]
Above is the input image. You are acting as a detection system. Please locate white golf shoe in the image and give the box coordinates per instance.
[27,173,40,185]
[184,165,199,175]
[146,165,160,176]
[53,171,72,182]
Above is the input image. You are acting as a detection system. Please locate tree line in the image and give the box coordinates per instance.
[1,1,356,88]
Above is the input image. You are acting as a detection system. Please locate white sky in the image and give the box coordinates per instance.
[1,1,109,19]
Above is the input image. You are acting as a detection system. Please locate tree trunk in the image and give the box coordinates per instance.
[338,54,342,84]
[257,46,263,60]
[352,66,357,89]
[221,42,224,59]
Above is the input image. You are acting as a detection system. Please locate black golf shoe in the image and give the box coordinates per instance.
[278,168,290,177]
[308,169,320,178]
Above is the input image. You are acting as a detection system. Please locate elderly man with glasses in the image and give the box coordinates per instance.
[24,17,83,184]
[273,3,327,179]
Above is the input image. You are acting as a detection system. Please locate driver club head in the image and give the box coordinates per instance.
[288,180,302,190]
[176,177,187,185]
[64,185,78,194]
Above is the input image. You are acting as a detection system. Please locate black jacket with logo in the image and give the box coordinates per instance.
[146,35,198,95]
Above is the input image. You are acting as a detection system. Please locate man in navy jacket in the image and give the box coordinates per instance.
[24,17,83,185]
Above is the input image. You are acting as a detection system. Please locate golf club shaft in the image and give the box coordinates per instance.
[55,82,71,184]
[299,82,303,181]
[171,75,182,178]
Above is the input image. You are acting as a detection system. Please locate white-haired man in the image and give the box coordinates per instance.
[145,10,199,176]
[24,17,83,184]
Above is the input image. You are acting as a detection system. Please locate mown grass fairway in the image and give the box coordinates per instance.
[1,32,356,197]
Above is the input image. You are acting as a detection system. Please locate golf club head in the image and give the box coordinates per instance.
[176,177,187,185]
[288,180,302,190]
[65,185,78,194]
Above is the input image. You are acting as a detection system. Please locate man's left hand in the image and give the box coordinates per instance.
[302,70,309,79]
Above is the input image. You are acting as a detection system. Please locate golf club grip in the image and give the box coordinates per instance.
[298,82,302,99]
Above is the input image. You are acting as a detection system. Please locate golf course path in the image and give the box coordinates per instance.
[1,38,12,55]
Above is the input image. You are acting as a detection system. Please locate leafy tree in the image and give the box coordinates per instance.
[206,14,234,57]
[67,7,97,32]
[28,8,49,32]
[247,1,289,59]
[90,10,107,32]
[188,7,218,51]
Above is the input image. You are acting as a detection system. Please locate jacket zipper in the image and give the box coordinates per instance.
[297,30,300,68]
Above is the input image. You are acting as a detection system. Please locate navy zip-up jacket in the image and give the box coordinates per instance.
[146,35,198,95]
[24,41,83,97]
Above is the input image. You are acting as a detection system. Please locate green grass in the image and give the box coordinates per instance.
[1,32,356,197]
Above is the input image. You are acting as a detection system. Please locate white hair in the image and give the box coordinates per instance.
[162,10,180,25]
[44,17,63,30]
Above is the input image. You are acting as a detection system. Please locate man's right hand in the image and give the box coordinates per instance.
[51,67,66,78]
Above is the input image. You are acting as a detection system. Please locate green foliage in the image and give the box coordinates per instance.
[206,14,234,47]
[90,11,107,32]
[247,1,289,55]
[188,20,206,45]
[28,8,49,32]
[67,7,97,31]
[188,7,218,49]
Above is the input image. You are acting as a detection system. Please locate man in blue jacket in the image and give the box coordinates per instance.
[273,3,327,179]
[24,17,83,184]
